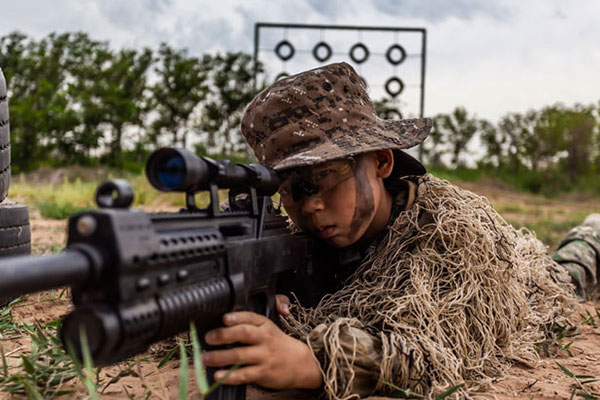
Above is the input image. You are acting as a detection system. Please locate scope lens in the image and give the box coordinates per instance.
[156,154,186,190]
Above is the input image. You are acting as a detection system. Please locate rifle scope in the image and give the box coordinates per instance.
[145,147,280,196]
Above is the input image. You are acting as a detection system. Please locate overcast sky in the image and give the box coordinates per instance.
[1,0,599,122]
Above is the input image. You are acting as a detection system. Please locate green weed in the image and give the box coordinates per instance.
[0,300,137,398]
[35,201,91,220]
[556,361,600,399]
[0,319,79,398]
[190,323,209,395]
[535,323,579,358]
[10,171,210,213]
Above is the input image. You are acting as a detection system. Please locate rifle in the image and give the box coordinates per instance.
[0,147,315,400]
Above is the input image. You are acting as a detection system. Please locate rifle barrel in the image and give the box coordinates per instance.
[0,250,92,298]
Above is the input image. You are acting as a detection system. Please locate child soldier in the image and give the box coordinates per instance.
[203,62,598,398]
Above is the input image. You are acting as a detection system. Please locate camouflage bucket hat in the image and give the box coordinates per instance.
[241,62,432,172]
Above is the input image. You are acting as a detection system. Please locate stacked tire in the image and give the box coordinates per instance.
[0,67,31,306]
[0,67,9,200]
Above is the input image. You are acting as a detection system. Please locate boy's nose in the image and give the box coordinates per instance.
[301,195,325,215]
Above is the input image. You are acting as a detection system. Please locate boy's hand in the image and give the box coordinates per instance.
[276,294,291,317]
[203,311,322,390]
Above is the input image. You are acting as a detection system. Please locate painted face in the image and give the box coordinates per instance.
[280,155,381,248]
[278,158,356,204]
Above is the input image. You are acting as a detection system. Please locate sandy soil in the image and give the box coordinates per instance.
[2,179,600,399]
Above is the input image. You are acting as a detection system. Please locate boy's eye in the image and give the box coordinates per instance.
[314,169,332,181]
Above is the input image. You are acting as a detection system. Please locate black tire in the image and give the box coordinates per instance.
[312,41,332,62]
[0,200,31,307]
[274,40,295,61]
[349,43,370,64]
[385,44,407,65]
[384,77,405,98]
[0,67,10,202]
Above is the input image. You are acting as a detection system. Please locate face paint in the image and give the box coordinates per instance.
[349,156,376,241]
[294,203,313,232]
[278,158,356,205]
[283,153,380,248]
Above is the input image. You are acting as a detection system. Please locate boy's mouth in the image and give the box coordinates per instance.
[316,225,337,239]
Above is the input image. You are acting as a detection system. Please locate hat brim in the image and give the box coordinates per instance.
[271,117,431,171]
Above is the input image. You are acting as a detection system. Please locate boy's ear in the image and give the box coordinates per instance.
[374,149,394,179]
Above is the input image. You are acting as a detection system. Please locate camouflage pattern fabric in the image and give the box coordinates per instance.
[240,62,431,172]
[553,214,600,300]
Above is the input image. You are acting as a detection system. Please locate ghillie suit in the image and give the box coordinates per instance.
[282,175,576,399]
[239,61,582,399]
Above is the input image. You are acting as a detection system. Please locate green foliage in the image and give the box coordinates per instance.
[10,177,97,218]
[0,32,82,172]
[198,52,262,157]
[0,307,79,398]
[3,29,600,198]
[178,339,189,400]
[1,31,265,173]
[190,323,209,395]
[556,361,600,399]
[35,201,90,220]
[433,107,479,168]
[150,43,209,148]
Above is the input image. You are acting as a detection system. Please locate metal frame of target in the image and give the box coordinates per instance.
[252,22,427,118]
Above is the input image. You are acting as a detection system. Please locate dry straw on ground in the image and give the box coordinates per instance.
[283,175,577,399]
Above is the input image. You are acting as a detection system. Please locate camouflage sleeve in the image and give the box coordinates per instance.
[553,214,600,301]
[306,321,383,399]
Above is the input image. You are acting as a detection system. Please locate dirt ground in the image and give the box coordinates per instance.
[2,179,600,399]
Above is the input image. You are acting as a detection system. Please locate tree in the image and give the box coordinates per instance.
[74,47,153,167]
[496,111,543,173]
[51,33,110,164]
[150,43,209,148]
[479,119,500,167]
[198,53,262,157]
[434,107,478,168]
[420,116,446,167]
[0,32,80,171]
[547,104,596,182]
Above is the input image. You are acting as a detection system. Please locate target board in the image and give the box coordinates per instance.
[253,23,427,120]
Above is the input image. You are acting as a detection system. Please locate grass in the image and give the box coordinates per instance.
[9,171,233,219]
[0,294,141,398]
[0,297,220,399]
[556,361,600,399]
[0,307,80,398]
[536,322,580,358]
[3,167,600,398]
[10,173,187,218]
[429,166,600,197]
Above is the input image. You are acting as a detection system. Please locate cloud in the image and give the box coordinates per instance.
[1,0,600,122]
[371,0,513,21]
[305,0,357,17]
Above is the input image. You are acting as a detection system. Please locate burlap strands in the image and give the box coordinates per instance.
[282,175,576,399]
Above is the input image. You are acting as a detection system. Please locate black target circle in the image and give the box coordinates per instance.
[383,109,403,120]
[349,43,370,64]
[386,44,407,65]
[385,77,405,98]
[275,40,295,61]
[274,72,289,82]
[312,41,332,62]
